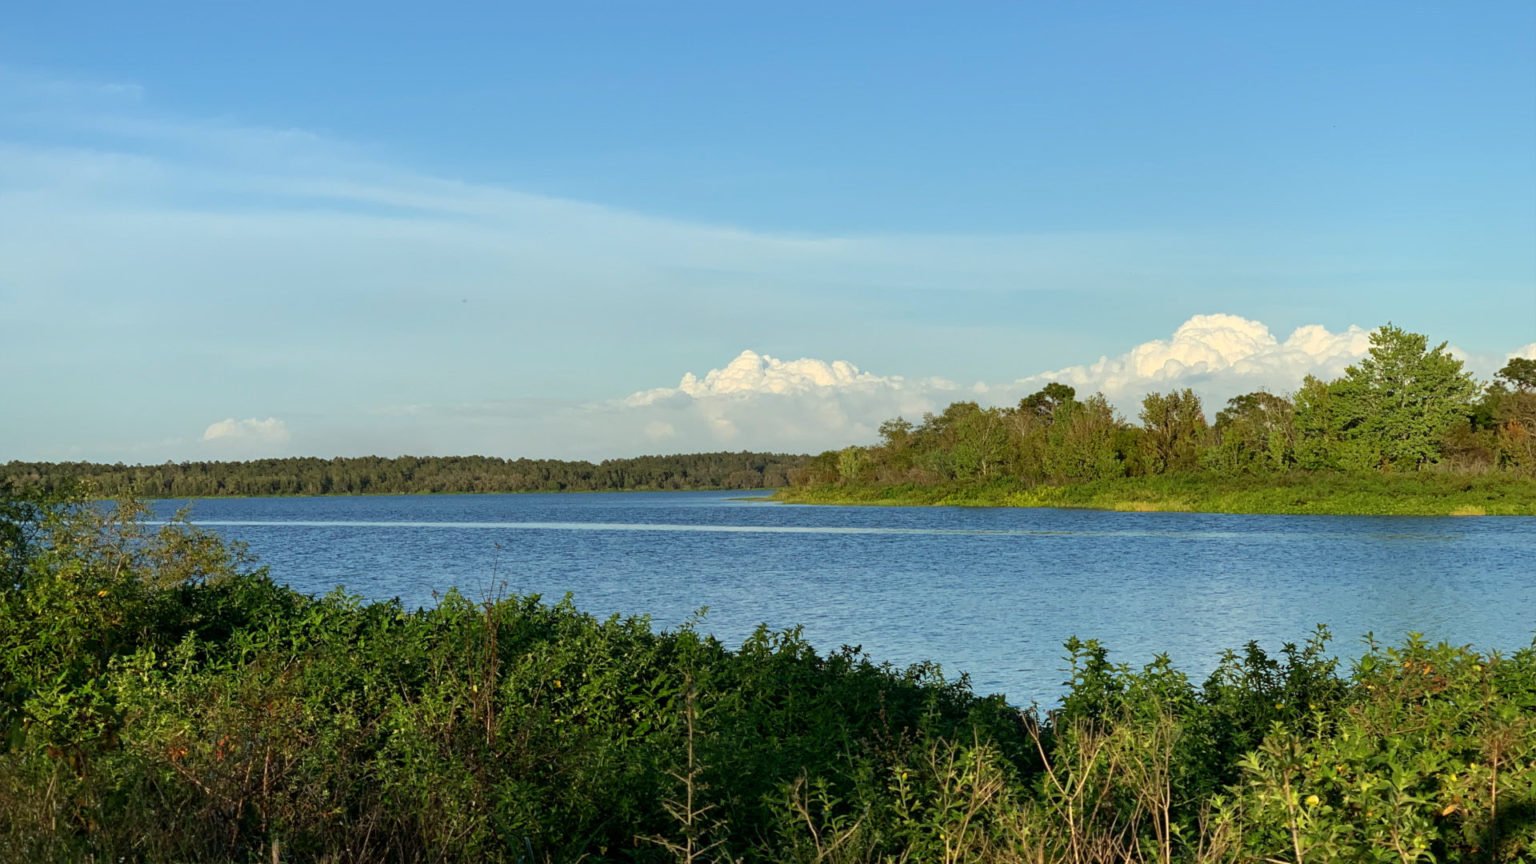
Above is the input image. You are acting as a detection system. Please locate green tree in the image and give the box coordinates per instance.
[1138,388,1208,474]
[873,417,919,479]
[1005,385,1081,483]
[1490,357,1536,472]
[1045,394,1125,481]
[1018,382,1077,420]
[1210,391,1295,474]
[1331,324,1478,470]
[1495,356,1536,393]
[1292,375,1345,470]
[913,402,1010,482]
[834,446,873,484]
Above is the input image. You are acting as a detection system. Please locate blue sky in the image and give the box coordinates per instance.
[3,2,1533,461]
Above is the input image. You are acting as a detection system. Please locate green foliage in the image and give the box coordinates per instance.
[1045,393,1127,483]
[1019,382,1078,419]
[779,470,1536,516]
[1225,635,1536,862]
[1330,323,1480,470]
[1496,357,1536,393]
[1139,388,1209,475]
[2,451,810,498]
[3,487,1535,862]
[1209,391,1296,475]
[0,489,1002,862]
[1484,360,1536,474]
[787,324,1535,513]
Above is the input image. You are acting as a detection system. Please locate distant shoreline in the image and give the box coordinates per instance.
[1,452,808,499]
[110,487,784,502]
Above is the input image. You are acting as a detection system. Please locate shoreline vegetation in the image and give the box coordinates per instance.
[775,471,1536,516]
[3,485,1534,862]
[781,326,1536,517]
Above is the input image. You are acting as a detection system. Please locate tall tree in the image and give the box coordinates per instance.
[1292,375,1344,470]
[1331,323,1478,469]
[1045,394,1125,482]
[1138,388,1208,474]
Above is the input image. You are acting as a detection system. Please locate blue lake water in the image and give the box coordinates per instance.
[154,492,1536,705]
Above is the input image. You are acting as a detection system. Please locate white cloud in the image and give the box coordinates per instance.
[243,315,1519,460]
[643,420,677,441]
[595,315,1397,453]
[0,81,1218,467]
[599,350,970,453]
[1025,313,1374,411]
[626,350,914,405]
[201,417,290,444]
[1511,343,1536,361]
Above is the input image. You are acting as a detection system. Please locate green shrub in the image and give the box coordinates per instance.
[3,486,1533,862]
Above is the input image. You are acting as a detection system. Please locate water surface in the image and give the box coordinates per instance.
[155,492,1536,704]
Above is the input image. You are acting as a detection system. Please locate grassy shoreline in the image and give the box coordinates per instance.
[775,471,1536,516]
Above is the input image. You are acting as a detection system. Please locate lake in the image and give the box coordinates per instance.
[154,491,1536,705]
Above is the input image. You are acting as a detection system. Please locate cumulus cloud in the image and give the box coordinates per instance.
[626,350,919,405]
[1025,313,1374,410]
[609,351,966,453]
[270,315,1519,460]
[598,315,1397,453]
[201,417,290,444]
[1511,343,1536,361]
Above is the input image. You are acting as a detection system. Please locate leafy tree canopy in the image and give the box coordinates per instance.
[1331,323,1478,469]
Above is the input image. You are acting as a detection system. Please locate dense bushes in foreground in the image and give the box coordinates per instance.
[2,487,1534,862]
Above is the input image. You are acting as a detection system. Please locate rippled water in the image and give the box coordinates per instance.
[154,492,1536,704]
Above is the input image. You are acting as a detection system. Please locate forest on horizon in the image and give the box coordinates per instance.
[2,451,810,498]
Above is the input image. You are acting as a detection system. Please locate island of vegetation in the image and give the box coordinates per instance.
[2,484,1533,862]
[780,325,1536,516]
[2,451,809,498]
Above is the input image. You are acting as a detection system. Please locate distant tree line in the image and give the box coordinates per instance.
[794,324,1536,488]
[3,452,810,498]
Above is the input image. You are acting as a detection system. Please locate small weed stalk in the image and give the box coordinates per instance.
[785,774,870,864]
[1025,717,1135,864]
[644,676,729,864]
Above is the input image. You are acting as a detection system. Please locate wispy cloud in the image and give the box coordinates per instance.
[2,65,1527,463]
[0,66,146,110]
[0,66,1222,462]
